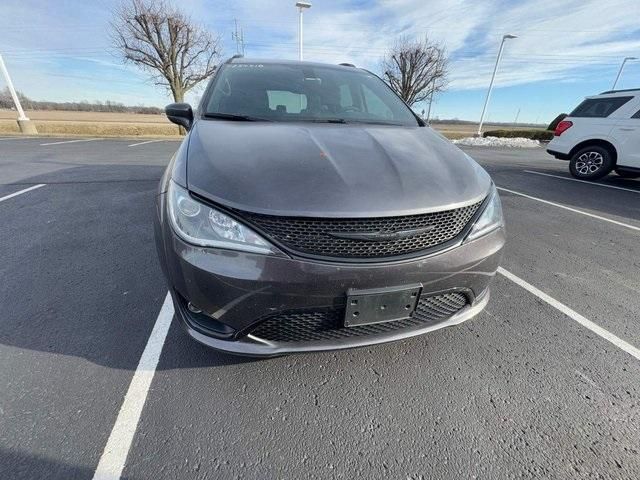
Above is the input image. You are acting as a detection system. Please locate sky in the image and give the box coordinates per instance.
[1,0,639,123]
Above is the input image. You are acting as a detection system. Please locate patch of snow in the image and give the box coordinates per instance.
[453,136,541,148]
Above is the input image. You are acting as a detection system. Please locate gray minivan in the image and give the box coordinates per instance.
[155,56,505,356]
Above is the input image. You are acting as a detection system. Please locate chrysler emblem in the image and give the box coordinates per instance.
[328,226,435,242]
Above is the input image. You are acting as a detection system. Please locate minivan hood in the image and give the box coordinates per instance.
[186,120,491,217]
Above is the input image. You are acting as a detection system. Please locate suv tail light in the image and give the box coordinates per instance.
[554,120,573,136]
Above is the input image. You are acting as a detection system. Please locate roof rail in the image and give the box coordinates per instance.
[598,88,640,95]
[339,62,356,67]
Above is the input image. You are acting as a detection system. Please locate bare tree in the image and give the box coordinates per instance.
[382,36,448,106]
[111,0,222,103]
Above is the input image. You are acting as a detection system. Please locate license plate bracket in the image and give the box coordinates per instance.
[344,284,422,327]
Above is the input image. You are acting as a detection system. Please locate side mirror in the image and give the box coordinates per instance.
[165,103,193,131]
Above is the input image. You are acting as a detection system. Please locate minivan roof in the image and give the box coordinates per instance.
[225,56,359,71]
[597,88,640,95]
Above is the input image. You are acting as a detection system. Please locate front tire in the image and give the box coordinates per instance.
[569,146,613,180]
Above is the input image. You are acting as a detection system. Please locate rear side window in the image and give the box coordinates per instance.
[362,85,394,119]
[632,109,640,119]
[267,90,307,113]
[570,96,633,118]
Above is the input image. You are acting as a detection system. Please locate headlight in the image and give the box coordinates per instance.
[464,185,504,242]
[167,180,283,256]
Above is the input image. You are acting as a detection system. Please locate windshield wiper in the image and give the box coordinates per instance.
[204,112,272,122]
[350,120,404,126]
[310,118,404,126]
[310,118,348,124]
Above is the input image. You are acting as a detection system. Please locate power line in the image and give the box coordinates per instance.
[244,41,636,58]
[243,42,636,62]
[2,43,635,70]
[3,47,633,64]
[44,72,150,85]
[1,15,635,36]
[0,46,110,53]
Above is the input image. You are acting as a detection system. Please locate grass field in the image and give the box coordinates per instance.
[0,109,544,139]
[0,109,180,137]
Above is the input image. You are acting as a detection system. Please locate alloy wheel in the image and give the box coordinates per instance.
[575,151,604,175]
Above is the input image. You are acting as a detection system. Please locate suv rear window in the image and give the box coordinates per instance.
[632,109,640,119]
[570,96,633,118]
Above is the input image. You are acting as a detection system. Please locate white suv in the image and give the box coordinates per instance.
[547,89,640,180]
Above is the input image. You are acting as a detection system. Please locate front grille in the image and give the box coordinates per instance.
[238,200,483,259]
[248,292,469,343]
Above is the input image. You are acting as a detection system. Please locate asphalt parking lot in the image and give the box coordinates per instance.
[1,136,639,479]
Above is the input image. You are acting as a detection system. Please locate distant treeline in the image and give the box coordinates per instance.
[0,88,163,115]
[430,118,545,128]
[430,119,479,125]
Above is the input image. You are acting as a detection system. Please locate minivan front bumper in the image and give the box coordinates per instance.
[155,193,505,356]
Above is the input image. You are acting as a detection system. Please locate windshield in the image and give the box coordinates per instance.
[204,63,420,126]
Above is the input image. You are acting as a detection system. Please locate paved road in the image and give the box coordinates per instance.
[0,137,638,479]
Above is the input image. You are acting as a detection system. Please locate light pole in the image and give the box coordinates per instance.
[0,54,37,134]
[426,79,436,124]
[295,2,311,61]
[477,34,517,137]
[612,56,637,90]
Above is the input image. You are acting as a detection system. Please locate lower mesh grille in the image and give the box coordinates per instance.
[248,292,469,343]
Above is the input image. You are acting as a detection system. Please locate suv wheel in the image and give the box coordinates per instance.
[615,169,640,179]
[569,146,614,180]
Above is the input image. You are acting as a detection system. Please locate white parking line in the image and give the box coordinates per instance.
[92,292,174,480]
[498,267,640,361]
[91,273,640,480]
[496,186,640,232]
[0,184,46,203]
[524,170,640,194]
[40,138,101,146]
[0,136,24,141]
[128,140,164,147]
